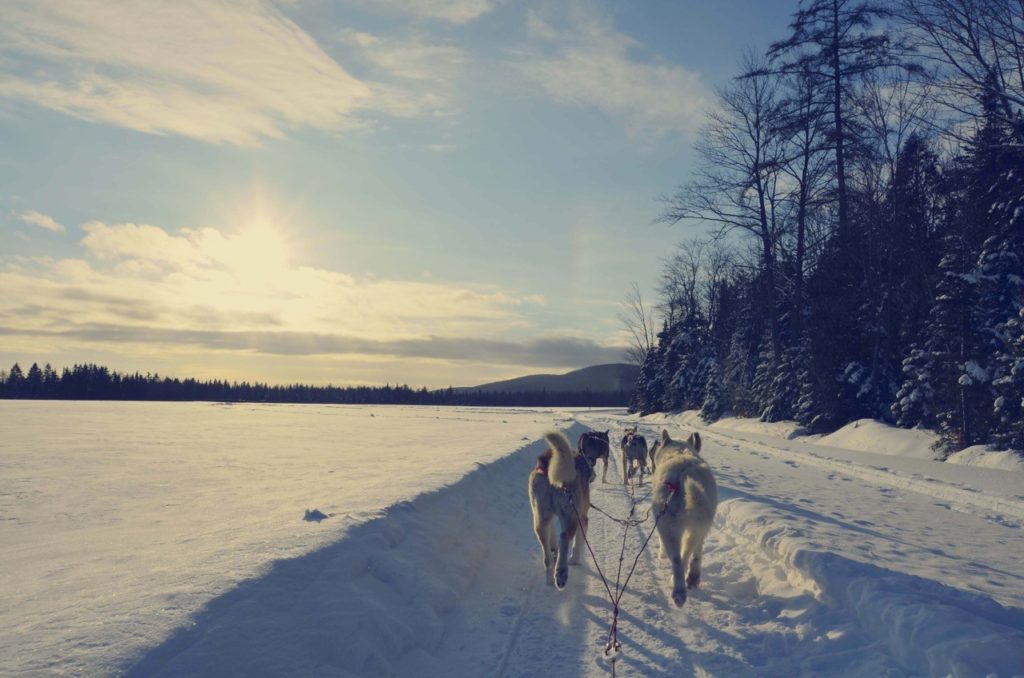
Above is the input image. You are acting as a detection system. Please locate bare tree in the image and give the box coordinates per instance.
[618,282,657,366]
[658,239,705,326]
[777,63,834,333]
[768,0,905,243]
[900,0,1024,145]
[660,54,787,351]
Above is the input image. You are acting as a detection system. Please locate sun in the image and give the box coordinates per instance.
[227,219,290,279]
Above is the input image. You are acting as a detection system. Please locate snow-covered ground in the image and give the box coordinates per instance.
[2,402,1023,677]
[0,401,569,676]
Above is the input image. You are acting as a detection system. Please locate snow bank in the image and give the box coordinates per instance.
[658,410,1024,473]
[719,500,1024,678]
[126,424,587,677]
[947,445,1024,472]
[813,419,941,460]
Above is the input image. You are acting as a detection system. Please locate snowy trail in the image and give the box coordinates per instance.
[452,427,901,677]
[6,404,1024,676]
[120,413,1024,676]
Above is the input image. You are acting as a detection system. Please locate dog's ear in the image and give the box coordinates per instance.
[661,429,671,443]
[687,432,702,452]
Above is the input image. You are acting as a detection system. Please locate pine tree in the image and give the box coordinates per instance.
[6,363,25,397]
[632,343,665,415]
[792,334,828,432]
[920,235,986,452]
[25,363,43,398]
[701,360,727,422]
[665,310,712,412]
[764,341,801,422]
[982,162,1024,451]
[892,345,937,428]
[751,330,776,419]
[723,323,758,417]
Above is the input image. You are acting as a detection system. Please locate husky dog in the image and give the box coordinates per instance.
[528,431,592,589]
[620,427,649,483]
[651,429,718,607]
[648,438,661,473]
[577,430,610,484]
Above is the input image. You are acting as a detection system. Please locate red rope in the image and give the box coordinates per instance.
[566,471,676,669]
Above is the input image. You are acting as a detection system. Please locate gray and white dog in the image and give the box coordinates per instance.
[651,429,718,607]
[620,426,649,483]
[528,431,592,589]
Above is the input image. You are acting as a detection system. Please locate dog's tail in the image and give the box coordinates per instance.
[545,431,576,488]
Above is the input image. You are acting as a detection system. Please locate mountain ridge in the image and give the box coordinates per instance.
[459,363,639,393]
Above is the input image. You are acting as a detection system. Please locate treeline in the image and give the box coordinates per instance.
[628,0,1023,454]
[0,362,630,407]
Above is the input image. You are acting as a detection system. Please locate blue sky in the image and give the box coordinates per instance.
[0,0,791,387]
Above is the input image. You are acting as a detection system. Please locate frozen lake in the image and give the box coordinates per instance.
[0,401,570,676]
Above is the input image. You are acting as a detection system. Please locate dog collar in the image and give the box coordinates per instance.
[663,481,679,493]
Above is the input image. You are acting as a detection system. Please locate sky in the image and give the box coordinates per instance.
[0,0,792,388]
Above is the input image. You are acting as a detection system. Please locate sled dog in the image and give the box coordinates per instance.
[651,429,718,606]
[620,427,649,483]
[528,431,592,589]
[577,430,610,483]
[648,438,661,472]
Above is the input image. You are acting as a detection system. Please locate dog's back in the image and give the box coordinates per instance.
[653,431,716,514]
[578,430,610,462]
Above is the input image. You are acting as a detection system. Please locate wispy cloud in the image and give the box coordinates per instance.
[336,28,466,118]
[514,7,710,140]
[0,0,372,146]
[343,0,497,24]
[18,210,65,232]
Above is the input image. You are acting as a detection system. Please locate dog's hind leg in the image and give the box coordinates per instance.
[555,515,577,590]
[570,509,588,564]
[658,524,687,606]
[683,528,708,590]
[534,515,555,585]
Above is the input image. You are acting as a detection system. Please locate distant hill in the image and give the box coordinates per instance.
[461,363,639,394]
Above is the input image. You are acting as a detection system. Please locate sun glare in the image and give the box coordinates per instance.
[212,188,301,283]
[227,221,290,279]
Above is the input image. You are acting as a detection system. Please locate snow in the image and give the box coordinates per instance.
[3,402,1024,677]
[814,418,942,461]
[0,401,570,676]
[948,445,1024,472]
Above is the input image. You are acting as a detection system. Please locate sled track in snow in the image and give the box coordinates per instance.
[698,427,1024,523]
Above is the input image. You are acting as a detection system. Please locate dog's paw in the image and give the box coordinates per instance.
[672,588,687,607]
[686,571,701,589]
[555,569,568,590]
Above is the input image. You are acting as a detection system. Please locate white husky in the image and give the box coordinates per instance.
[651,429,718,606]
